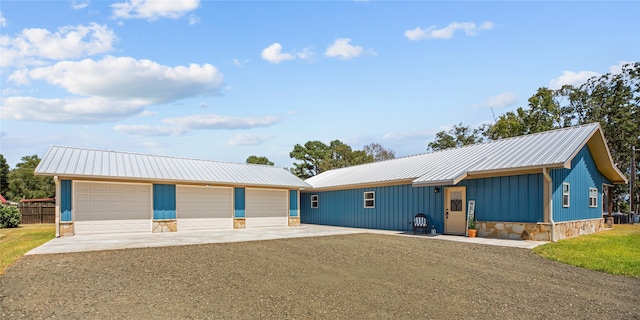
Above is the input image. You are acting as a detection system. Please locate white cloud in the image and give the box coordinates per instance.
[383,129,435,141]
[71,1,90,10]
[325,38,364,59]
[0,23,117,67]
[608,60,632,75]
[0,11,7,27]
[228,133,272,146]
[15,56,224,104]
[405,21,494,41]
[548,70,600,89]
[111,0,200,21]
[0,96,145,123]
[188,14,200,25]
[261,43,295,64]
[296,47,315,61]
[482,92,517,109]
[163,114,279,130]
[113,124,186,136]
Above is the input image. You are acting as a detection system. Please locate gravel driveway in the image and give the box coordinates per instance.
[1,233,639,319]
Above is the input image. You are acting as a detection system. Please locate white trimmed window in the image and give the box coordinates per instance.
[562,183,570,208]
[589,188,598,208]
[364,191,375,208]
[311,194,318,208]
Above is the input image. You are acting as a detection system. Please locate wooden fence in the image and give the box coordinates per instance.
[18,203,55,224]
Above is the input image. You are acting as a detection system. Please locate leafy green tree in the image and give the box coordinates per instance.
[7,155,55,201]
[246,156,274,166]
[0,154,9,197]
[364,143,396,162]
[289,140,375,178]
[289,140,331,179]
[428,123,485,151]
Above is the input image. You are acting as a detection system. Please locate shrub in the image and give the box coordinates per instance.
[0,205,21,228]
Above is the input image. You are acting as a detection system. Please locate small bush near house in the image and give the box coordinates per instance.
[0,205,21,228]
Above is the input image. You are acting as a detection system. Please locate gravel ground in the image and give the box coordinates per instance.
[1,233,639,319]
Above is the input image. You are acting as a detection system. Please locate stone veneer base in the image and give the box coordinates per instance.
[234,218,246,229]
[59,222,74,237]
[152,220,177,233]
[288,216,300,226]
[477,218,604,241]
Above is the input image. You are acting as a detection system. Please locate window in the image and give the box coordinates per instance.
[364,191,375,208]
[589,188,598,208]
[562,183,570,208]
[311,194,318,208]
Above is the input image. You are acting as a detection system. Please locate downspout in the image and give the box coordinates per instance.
[54,176,60,238]
[543,168,555,242]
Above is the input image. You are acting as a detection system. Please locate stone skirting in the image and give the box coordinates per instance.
[233,218,246,229]
[152,220,177,233]
[288,216,300,226]
[477,222,551,241]
[59,222,74,237]
[477,218,605,241]
[553,218,604,241]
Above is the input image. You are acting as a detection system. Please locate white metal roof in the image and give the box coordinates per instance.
[35,146,310,189]
[305,123,627,190]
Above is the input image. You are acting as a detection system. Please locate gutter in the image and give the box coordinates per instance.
[543,168,555,242]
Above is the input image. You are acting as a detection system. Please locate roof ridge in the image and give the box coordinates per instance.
[48,145,283,169]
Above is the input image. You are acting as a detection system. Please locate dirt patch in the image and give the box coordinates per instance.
[1,234,639,319]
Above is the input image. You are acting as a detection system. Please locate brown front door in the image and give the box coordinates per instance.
[445,186,466,235]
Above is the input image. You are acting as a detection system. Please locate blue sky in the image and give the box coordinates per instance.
[1,1,638,168]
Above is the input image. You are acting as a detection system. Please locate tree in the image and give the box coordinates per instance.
[246,156,274,166]
[0,154,9,197]
[289,140,331,179]
[363,143,396,162]
[289,140,375,179]
[6,155,55,201]
[428,123,485,151]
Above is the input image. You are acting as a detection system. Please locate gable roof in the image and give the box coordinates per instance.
[35,146,310,189]
[305,123,627,190]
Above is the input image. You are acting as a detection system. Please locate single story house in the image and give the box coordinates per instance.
[35,146,310,237]
[300,123,627,241]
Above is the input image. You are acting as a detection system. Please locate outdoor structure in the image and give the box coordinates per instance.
[300,123,627,241]
[35,146,310,237]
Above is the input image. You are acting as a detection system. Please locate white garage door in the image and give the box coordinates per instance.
[245,188,288,227]
[176,185,233,230]
[74,181,152,235]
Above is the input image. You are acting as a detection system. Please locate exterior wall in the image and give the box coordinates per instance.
[301,174,544,233]
[234,187,246,228]
[153,184,176,220]
[60,180,72,222]
[459,173,544,223]
[302,184,443,232]
[289,190,300,226]
[553,218,604,240]
[551,146,611,222]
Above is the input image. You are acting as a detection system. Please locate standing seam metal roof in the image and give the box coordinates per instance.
[35,146,310,188]
[305,123,626,189]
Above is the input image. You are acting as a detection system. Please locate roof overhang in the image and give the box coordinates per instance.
[568,125,627,184]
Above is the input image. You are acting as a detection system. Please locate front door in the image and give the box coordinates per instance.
[445,186,466,235]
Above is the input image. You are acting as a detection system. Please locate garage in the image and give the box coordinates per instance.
[245,188,288,227]
[74,181,152,235]
[176,185,233,230]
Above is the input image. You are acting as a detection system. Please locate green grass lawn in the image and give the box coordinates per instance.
[0,224,55,274]
[534,224,640,278]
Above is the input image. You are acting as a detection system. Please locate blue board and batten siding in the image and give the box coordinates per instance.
[551,145,610,222]
[459,174,543,223]
[60,180,72,222]
[234,187,245,218]
[289,190,299,217]
[301,173,545,232]
[302,185,444,232]
[153,184,176,220]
